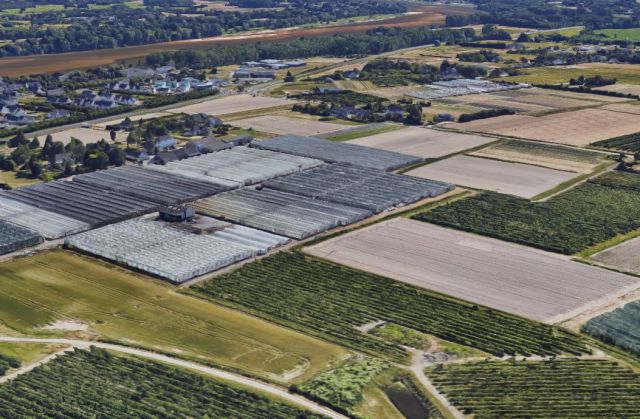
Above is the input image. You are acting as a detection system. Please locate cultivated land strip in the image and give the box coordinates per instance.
[0,336,347,419]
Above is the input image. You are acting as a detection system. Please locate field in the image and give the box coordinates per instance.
[46,127,126,145]
[591,236,640,275]
[593,27,640,42]
[190,251,588,360]
[167,94,293,117]
[347,127,495,158]
[427,359,640,418]
[502,63,640,86]
[230,115,344,136]
[406,155,576,198]
[470,139,609,173]
[451,106,640,146]
[0,250,346,382]
[583,300,640,356]
[415,172,640,254]
[592,132,640,152]
[0,171,41,188]
[0,347,324,418]
[594,83,640,96]
[306,218,639,323]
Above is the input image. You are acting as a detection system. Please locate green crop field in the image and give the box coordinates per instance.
[593,28,640,42]
[427,359,640,418]
[190,252,587,361]
[583,300,640,357]
[0,250,347,382]
[489,139,606,164]
[415,172,640,254]
[592,132,640,152]
[0,347,324,418]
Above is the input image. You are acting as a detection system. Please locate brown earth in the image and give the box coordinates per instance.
[0,4,471,76]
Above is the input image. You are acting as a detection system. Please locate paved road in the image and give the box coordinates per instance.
[0,336,347,419]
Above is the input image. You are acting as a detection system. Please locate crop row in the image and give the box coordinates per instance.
[583,300,640,356]
[192,252,587,361]
[592,132,640,152]
[494,139,604,163]
[0,353,20,376]
[426,359,640,418]
[0,347,323,418]
[415,172,640,254]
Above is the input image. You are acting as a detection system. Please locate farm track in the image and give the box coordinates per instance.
[0,336,348,419]
[0,4,457,77]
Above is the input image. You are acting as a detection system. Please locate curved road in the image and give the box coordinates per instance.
[0,336,347,419]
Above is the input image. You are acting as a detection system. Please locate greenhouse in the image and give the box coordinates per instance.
[147,146,323,188]
[194,187,371,239]
[1,180,157,226]
[65,218,287,283]
[0,221,42,255]
[73,166,229,205]
[0,196,90,239]
[253,135,421,171]
[263,163,454,213]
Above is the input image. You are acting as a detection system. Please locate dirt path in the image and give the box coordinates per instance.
[0,336,347,419]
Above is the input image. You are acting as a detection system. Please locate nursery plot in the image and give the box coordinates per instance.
[427,359,640,418]
[583,300,640,356]
[146,146,323,188]
[406,155,575,198]
[306,218,640,323]
[230,115,344,136]
[0,221,42,255]
[167,94,293,116]
[263,163,453,213]
[470,139,608,173]
[65,218,287,283]
[194,187,371,239]
[0,349,325,418]
[253,135,422,171]
[1,181,156,226]
[73,166,229,206]
[595,83,640,96]
[0,196,89,239]
[452,108,640,146]
[347,126,495,158]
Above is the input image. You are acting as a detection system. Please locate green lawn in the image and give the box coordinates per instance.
[0,250,347,383]
[0,171,41,189]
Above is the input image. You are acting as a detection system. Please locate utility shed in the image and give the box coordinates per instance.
[1,180,157,227]
[263,163,454,213]
[0,196,90,239]
[194,187,371,239]
[0,221,42,255]
[146,146,323,188]
[72,166,229,206]
[252,135,422,171]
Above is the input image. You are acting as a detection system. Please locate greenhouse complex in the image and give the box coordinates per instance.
[0,135,452,282]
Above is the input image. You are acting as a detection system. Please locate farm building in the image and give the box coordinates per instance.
[0,221,42,255]
[194,187,371,239]
[146,146,323,188]
[65,218,288,283]
[263,163,454,213]
[252,135,421,171]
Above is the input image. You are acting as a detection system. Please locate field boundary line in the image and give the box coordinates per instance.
[0,336,348,419]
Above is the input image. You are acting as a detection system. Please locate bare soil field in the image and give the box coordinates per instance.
[347,126,495,158]
[406,155,576,198]
[591,237,640,275]
[0,4,460,76]
[600,102,640,115]
[230,115,344,136]
[470,139,609,173]
[167,94,293,117]
[451,107,640,146]
[47,127,125,145]
[305,218,640,323]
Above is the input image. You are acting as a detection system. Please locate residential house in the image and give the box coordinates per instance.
[185,137,233,156]
[151,148,189,165]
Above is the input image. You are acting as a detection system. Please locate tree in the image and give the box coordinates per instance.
[108,148,126,167]
[516,33,531,42]
[284,71,295,83]
[61,160,75,177]
[109,129,117,142]
[10,144,31,166]
[9,132,28,148]
[27,156,43,178]
[404,104,423,126]
[126,131,139,149]
[29,137,40,150]
[85,152,109,170]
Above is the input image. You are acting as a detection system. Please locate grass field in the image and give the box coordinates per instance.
[190,251,588,360]
[593,28,640,42]
[0,171,41,189]
[501,64,640,85]
[325,124,402,142]
[0,347,325,418]
[427,359,640,418]
[0,250,347,382]
[415,172,640,254]
[0,343,66,367]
